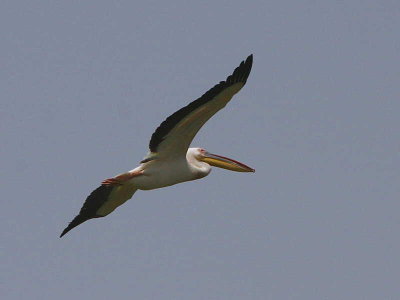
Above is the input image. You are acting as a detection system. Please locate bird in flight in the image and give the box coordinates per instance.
[60,54,254,237]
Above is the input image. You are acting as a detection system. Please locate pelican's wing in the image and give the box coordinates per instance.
[148,54,253,158]
[60,184,137,237]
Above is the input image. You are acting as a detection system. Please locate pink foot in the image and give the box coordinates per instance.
[102,178,123,186]
[102,170,143,186]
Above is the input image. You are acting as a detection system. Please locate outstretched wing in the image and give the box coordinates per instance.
[148,54,253,158]
[60,184,137,237]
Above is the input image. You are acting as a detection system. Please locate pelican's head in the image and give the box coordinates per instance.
[190,148,255,173]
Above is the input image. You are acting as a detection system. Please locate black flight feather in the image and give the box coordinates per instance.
[60,185,114,237]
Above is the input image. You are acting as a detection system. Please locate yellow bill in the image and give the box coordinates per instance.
[201,152,255,172]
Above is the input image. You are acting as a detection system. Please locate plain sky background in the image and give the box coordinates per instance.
[1,1,399,299]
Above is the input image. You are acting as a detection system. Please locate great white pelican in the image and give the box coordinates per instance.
[60,54,254,237]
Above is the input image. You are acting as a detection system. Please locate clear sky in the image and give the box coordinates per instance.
[1,1,399,299]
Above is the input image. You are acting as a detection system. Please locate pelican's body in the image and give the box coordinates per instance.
[133,149,210,190]
[61,55,254,237]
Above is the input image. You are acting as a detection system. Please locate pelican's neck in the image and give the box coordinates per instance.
[186,148,211,179]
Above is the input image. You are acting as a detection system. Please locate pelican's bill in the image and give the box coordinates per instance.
[201,152,254,173]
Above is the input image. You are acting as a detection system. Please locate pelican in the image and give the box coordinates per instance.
[60,54,254,237]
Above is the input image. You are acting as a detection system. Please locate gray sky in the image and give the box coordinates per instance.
[1,1,399,299]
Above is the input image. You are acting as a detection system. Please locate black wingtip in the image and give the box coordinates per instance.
[60,215,91,238]
[244,54,253,80]
[248,54,253,68]
[243,54,253,67]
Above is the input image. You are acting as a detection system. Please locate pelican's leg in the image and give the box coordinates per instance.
[102,170,143,186]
